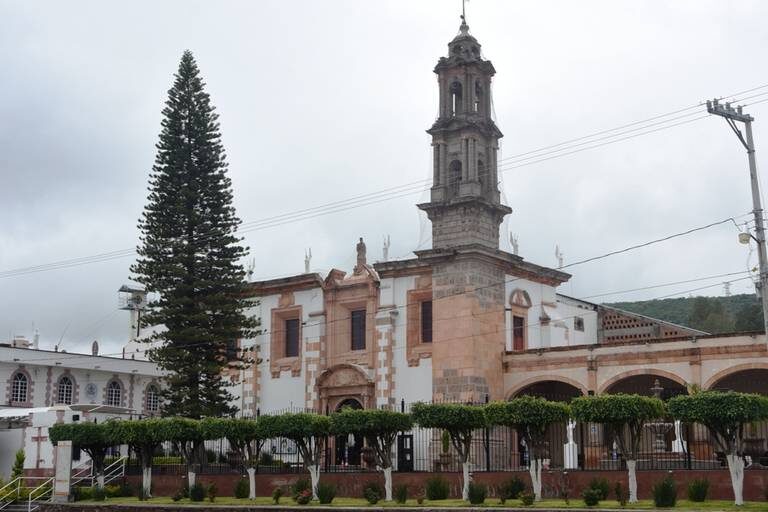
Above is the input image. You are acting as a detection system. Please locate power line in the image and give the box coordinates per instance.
[21,214,748,362]
[561,217,744,269]
[3,86,767,279]
[497,88,768,164]
[580,270,752,300]
[23,268,756,365]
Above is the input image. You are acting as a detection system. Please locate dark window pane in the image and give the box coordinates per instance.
[513,315,525,351]
[351,309,366,350]
[421,301,433,343]
[285,318,300,357]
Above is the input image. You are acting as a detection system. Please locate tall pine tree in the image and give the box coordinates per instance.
[132,51,256,419]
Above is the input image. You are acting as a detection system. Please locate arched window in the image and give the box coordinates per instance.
[508,289,533,352]
[145,384,160,414]
[106,380,122,407]
[11,372,28,404]
[474,82,483,112]
[448,160,462,196]
[449,81,463,115]
[57,376,73,405]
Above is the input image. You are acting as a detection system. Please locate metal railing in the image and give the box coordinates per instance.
[70,459,91,487]
[0,477,54,512]
[0,478,22,511]
[123,419,768,476]
[26,478,53,512]
[70,456,126,488]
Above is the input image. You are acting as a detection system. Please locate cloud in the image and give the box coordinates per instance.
[1,0,766,354]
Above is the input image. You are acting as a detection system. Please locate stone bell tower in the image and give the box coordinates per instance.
[417,16,512,402]
[418,17,511,250]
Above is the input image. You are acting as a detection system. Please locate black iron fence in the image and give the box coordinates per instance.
[123,413,768,476]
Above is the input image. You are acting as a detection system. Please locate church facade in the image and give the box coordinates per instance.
[237,19,768,419]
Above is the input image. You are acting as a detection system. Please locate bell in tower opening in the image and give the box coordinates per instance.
[418,16,511,251]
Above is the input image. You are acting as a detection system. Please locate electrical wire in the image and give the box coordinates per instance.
[20,216,750,363]
[20,270,756,365]
[2,86,767,279]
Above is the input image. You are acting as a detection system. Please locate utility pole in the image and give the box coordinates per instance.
[707,99,768,339]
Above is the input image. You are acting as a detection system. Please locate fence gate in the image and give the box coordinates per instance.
[396,434,413,472]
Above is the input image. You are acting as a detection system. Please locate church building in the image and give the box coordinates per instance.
[236,17,756,419]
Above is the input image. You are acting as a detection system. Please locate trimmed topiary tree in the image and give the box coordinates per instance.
[271,413,331,500]
[485,397,570,501]
[331,408,413,501]
[201,416,278,499]
[411,403,486,501]
[115,418,172,499]
[163,417,204,487]
[668,391,768,505]
[49,421,122,488]
[571,394,664,503]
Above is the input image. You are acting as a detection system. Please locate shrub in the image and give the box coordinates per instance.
[614,481,627,507]
[317,482,336,504]
[394,484,408,504]
[207,483,217,503]
[189,483,206,502]
[467,482,487,505]
[171,492,183,502]
[582,488,601,507]
[292,478,312,500]
[425,476,449,500]
[499,477,526,502]
[363,481,383,504]
[73,487,92,501]
[272,487,284,504]
[587,477,610,500]
[363,488,379,504]
[92,486,106,502]
[687,478,709,502]
[652,476,677,508]
[205,449,216,463]
[295,489,312,505]
[11,449,24,479]
[104,485,121,498]
[519,490,535,506]
[152,456,182,465]
[234,478,249,499]
[441,430,451,453]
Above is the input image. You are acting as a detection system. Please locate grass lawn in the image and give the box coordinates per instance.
[80,496,768,510]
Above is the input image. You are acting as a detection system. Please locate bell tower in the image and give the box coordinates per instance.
[418,17,511,250]
[415,15,514,403]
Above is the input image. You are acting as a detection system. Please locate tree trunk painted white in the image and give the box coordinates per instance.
[247,467,256,500]
[187,471,196,488]
[382,467,393,501]
[626,459,637,503]
[96,474,105,489]
[529,459,542,501]
[725,453,745,506]
[461,461,471,501]
[142,466,152,497]
[308,464,320,501]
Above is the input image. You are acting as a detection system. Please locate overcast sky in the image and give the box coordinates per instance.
[2,0,768,355]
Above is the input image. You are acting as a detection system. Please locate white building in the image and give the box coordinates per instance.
[0,340,163,479]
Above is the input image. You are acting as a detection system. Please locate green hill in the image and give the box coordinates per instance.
[606,293,763,334]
